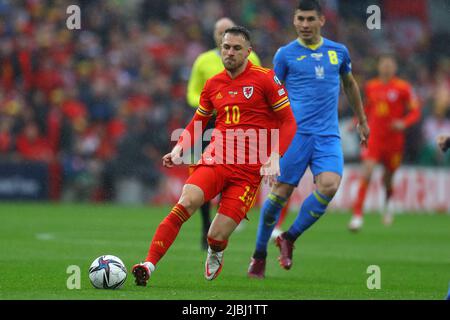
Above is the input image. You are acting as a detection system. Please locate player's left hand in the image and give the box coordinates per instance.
[260,153,280,187]
[391,120,406,131]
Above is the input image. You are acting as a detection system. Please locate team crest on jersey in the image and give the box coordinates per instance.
[315,65,325,79]
[243,86,254,99]
[311,53,323,61]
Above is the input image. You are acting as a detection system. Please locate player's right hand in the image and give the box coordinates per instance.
[356,121,370,147]
[162,144,183,168]
[260,153,280,187]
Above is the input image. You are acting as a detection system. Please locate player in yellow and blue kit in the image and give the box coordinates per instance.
[248,0,370,278]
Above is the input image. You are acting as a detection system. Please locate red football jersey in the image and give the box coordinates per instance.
[179,60,295,173]
[198,61,291,169]
[364,77,420,148]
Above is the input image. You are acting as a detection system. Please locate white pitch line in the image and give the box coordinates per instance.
[35,233,55,241]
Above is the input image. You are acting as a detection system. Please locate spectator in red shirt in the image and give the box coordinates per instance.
[0,117,14,154]
[16,121,54,162]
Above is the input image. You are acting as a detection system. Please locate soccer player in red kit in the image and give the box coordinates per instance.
[348,54,420,231]
[132,26,296,285]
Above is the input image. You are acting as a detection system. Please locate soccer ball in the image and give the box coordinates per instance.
[88,255,127,289]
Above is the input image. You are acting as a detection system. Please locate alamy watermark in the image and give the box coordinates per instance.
[65,4,382,32]
[366,265,381,290]
[65,263,383,291]
[367,5,381,30]
[66,5,81,30]
[66,265,81,289]
[171,121,280,165]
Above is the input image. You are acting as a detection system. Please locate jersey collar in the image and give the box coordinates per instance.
[297,37,324,50]
[225,60,253,80]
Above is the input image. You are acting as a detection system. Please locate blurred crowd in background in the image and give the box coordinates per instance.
[0,0,449,202]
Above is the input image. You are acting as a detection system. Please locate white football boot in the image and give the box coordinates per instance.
[270,227,283,241]
[204,248,224,281]
[132,261,155,286]
[348,215,363,232]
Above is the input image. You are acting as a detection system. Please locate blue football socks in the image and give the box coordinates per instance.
[285,190,331,242]
[253,192,287,258]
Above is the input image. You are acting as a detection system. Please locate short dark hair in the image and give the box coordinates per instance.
[223,26,251,44]
[297,0,322,15]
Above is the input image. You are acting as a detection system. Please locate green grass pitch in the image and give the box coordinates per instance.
[0,202,449,300]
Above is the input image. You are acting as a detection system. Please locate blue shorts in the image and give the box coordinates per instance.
[278,133,344,186]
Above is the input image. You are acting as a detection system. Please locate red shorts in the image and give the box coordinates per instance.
[185,164,261,224]
[361,143,403,172]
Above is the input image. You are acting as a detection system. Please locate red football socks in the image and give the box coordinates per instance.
[207,237,228,252]
[145,204,190,265]
[353,180,368,217]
